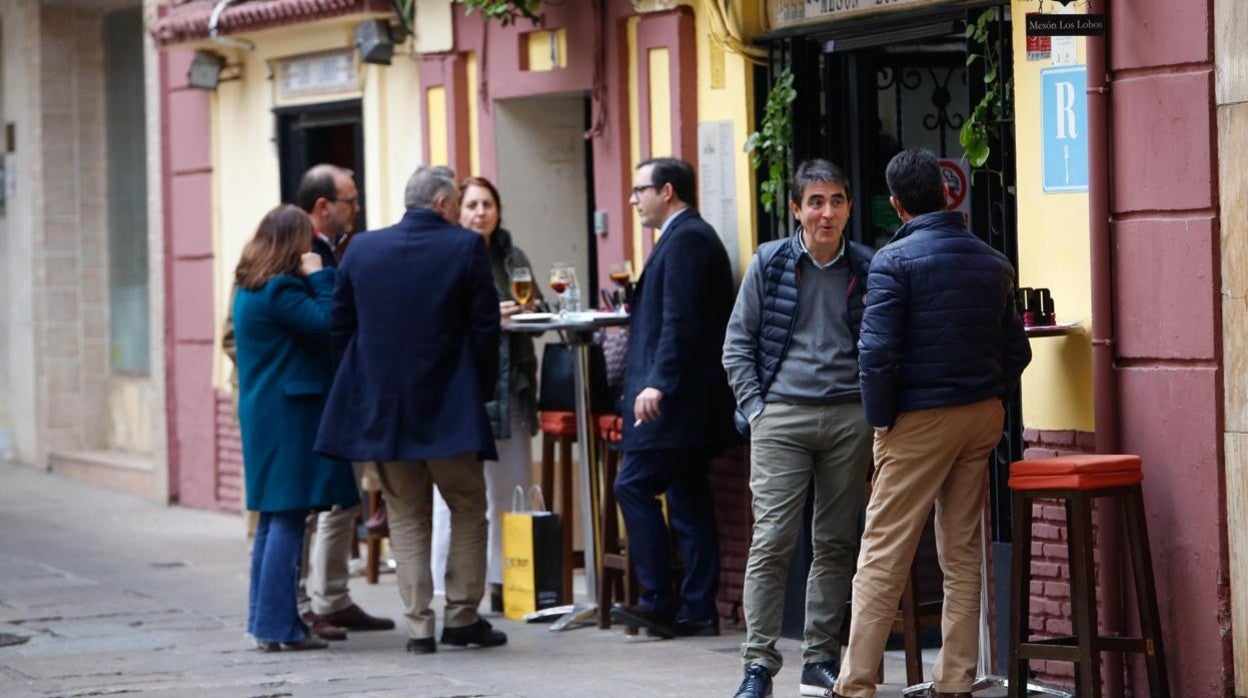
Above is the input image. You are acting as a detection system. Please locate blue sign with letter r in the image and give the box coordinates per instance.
[1041,66,1088,192]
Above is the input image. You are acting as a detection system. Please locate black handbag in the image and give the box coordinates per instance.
[538,343,616,414]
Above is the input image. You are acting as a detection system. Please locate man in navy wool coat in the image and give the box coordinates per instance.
[609,157,737,640]
[314,165,507,655]
[833,149,1032,698]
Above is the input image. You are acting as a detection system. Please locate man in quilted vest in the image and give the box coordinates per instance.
[832,149,1031,698]
[723,159,875,698]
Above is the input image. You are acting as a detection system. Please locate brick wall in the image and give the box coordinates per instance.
[710,445,750,627]
[37,6,111,458]
[1020,428,1098,689]
[214,390,243,513]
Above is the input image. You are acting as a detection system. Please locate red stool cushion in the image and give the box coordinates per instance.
[1009,454,1142,491]
[595,414,623,444]
[539,411,578,437]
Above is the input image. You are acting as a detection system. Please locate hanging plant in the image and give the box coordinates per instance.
[455,0,542,26]
[744,68,797,216]
[960,8,1011,169]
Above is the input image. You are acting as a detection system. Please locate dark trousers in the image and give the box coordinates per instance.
[614,448,719,621]
[249,510,308,643]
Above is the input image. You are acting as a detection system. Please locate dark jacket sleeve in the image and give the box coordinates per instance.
[858,250,908,428]
[272,270,335,342]
[646,229,709,396]
[467,235,502,402]
[328,254,357,365]
[1000,291,1033,396]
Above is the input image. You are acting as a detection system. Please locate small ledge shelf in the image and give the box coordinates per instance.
[1025,322,1081,338]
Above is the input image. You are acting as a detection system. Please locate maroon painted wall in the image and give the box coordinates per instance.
[1106,0,1228,693]
[159,50,220,511]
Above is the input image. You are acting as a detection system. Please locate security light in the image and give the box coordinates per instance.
[355,19,394,65]
[188,51,227,90]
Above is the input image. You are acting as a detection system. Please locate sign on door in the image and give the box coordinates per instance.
[1041,66,1089,193]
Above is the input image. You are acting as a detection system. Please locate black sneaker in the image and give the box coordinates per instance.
[799,659,840,696]
[439,618,507,648]
[733,664,773,698]
[609,603,675,638]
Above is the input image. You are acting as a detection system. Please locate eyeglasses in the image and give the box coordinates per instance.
[630,184,657,197]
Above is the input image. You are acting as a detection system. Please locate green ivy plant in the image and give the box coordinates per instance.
[454,0,542,26]
[960,8,1011,169]
[744,68,797,216]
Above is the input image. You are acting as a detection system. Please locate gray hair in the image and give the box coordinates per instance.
[790,158,852,205]
[404,165,458,210]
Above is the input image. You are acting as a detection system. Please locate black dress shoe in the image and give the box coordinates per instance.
[439,618,507,648]
[406,637,436,654]
[609,603,675,638]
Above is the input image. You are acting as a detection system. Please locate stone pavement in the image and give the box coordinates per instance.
[0,463,941,697]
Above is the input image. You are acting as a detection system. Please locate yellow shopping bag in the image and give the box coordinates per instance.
[502,485,563,619]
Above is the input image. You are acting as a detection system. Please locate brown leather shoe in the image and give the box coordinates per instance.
[319,603,396,631]
[301,611,347,641]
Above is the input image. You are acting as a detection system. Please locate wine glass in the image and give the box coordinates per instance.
[549,263,570,315]
[510,266,533,308]
[607,260,634,313]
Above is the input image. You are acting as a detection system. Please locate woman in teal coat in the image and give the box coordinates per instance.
[232,204,359,651]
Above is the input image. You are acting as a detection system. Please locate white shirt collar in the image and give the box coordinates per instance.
[797,229,846,270]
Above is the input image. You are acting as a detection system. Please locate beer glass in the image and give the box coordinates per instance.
[510,266,534,306]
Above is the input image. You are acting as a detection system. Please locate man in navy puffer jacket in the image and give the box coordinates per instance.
[834,149,1031,698]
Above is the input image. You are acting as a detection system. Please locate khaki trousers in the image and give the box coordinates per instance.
[376,454,487,639]
[298,505,359,616]
[742,402,872,674]
[835,398,1004,698]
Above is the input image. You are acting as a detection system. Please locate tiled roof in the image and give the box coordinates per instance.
[150,0,393,46]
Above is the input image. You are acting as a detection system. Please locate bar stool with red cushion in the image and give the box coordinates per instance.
[1007,454,1169,698]
[595,414,639,632]
[539,410,579,604]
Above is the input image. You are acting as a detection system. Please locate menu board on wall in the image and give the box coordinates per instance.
[768,0,959,31]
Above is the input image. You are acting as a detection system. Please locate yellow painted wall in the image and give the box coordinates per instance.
[205,18,423,391]
[467,52,481,176]
[525,28,568,71]
[689,0,759,277]
[1011,0,1094,431]
[648,48,673,159]
[426,85,448,166]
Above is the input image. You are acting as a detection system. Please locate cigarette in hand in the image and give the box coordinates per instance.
[633,419,643,427]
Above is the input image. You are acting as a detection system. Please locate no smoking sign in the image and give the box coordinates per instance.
[938,159,969,211]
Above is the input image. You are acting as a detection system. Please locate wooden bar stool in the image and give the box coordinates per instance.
[595,414,639,633]
[1008,454,1169,698]
[539,410,579,604]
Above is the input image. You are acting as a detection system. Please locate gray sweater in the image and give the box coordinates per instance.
[723,244,862,420]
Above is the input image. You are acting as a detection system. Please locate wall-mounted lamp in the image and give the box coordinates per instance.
[355,19,395,65]
[187,50,242,90]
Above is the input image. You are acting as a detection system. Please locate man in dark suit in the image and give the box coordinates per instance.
[315,165,505,654]
[287,164,394,641]
[610,157,736,639]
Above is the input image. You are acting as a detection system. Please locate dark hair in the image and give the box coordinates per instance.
[639,157,697,207]
[790,159,852,205]
[884,148,946,215]
[459,176,503,212]
[296,164,352,214]
[234,205,314,290]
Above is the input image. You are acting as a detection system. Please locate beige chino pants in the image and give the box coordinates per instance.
[835,398,1004,698]
[376,454,488,639]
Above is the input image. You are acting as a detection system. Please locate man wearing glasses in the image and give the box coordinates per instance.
[610,157,736,640]
[289,164,394,641]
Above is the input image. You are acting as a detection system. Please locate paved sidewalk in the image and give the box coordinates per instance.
[0,463,938,697]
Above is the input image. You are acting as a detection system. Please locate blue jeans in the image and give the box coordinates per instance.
[613,448,719,621]
[248,510,308,643]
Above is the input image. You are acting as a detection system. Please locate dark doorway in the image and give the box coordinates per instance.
[275,100,366,233]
